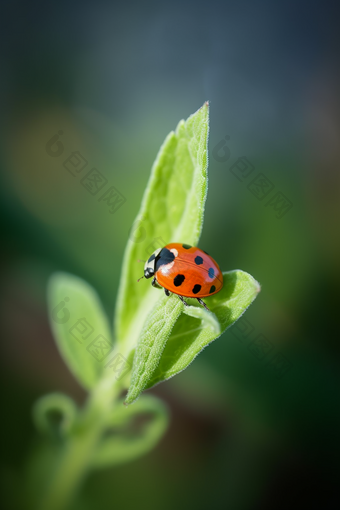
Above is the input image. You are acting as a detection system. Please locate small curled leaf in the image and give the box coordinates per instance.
[32,393,78,439]
[91,395,169,468]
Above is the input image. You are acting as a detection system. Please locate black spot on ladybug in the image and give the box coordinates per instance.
[155,248,175,271]
[192,284,202,294]
[209,285,216,294]
[174,274,185,287]
[208,267,215,279]
[148,253,155,263]
[182,244,192,249]
[195,256,203,265]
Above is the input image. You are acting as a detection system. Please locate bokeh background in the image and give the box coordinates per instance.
[1,0,340,508]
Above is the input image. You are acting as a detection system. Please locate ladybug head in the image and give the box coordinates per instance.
[143,247,162,279]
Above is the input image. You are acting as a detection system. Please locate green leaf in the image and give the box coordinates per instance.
[91,395,169,468]
[32,393,78,439]
[148,270,260,387]
[47,273,112,389]
[183,303,221,335]
[125,295,183,404]
[114,102,209,356]
[126,270,260,404]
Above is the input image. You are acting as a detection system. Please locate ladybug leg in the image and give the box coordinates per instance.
[164,288,170,297]
[152,277,163,290]
[196,298,210,311]
[178,295,189,307]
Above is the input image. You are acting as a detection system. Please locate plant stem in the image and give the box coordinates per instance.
[38,379,121,510]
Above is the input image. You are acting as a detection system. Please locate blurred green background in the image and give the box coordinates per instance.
[1,0,340,508]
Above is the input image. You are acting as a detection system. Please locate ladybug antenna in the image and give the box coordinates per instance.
[137,259,145,263]
[137,275,145,282]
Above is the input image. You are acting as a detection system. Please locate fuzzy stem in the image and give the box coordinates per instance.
[38,379,121,510]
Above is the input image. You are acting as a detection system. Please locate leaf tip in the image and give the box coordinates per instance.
[124,396,136,407]
[199,100,209,112]
[124,391,136,406]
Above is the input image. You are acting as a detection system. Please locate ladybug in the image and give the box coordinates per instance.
[139,243,223,311]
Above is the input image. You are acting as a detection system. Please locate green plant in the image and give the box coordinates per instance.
[32,102,260,510]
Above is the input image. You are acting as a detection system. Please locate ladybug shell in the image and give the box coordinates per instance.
[155,243,223,298]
